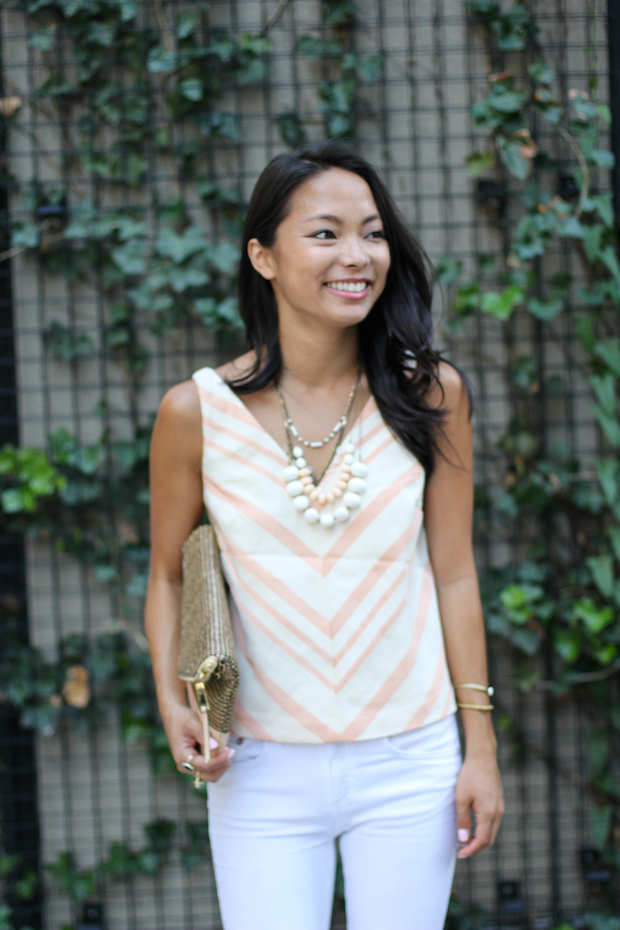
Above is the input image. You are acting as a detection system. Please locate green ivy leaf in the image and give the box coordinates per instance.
[589,149,615,169]
[480,285,524,321]
[454,282,480,316]
[86,21,116,47]
[275,112,307,148]
[554,629,581,664]
[594,644,617,666]
[43,322,95,361]
[29,24,57,50]
[487,81,526,114]
[528,61,554,85]
[589,373,617,416]
[297,35,342,60]
[111,239,148,276]
[116,0,138,22]
[168,265,210,293]
[208,241,240,274]
[595,458,620,513]
[354,55,382,82]
[589,804,612,849]
[581,224,604,263]
[575,314,596,352]
[609,526,620,565]
[179,78,204,102]
[176,10,198,39]
[465,151,495,177]
[590,804,613,849]
[510,626,543,655]
[207,112,241,142]
[434,256,463,287]
[323,0,358,25]
[194,296,243,332]
[467,0,500,17]
[236,58,266,85]
[147,47,177,73]
[582,192,615,228]
[155,227,206,264]
[573,598,613,634]
[558,215,585,239]
[599,246,620,282]
[586,555,615,599]
[45,852,96,903]
[527,298,563,321]
[11,223,40,249]
[593,406,620,447]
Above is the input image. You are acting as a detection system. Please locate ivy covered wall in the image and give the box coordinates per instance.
[0,1,618,928]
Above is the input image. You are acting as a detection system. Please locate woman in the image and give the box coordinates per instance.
[145,142,503,930]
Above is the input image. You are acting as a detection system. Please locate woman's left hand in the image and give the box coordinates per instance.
[454,751,504,858]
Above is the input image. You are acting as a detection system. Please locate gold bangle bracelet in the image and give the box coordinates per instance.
[454,683,494,696]
[457,702,494,711]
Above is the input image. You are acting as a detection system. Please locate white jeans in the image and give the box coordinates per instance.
[207,715,462,930]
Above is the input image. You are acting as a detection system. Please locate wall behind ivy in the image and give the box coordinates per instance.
[0,1,617,928]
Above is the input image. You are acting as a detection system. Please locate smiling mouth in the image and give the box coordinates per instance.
[324,280,372,293]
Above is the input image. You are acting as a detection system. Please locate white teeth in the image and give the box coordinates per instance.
[326,281,369,293]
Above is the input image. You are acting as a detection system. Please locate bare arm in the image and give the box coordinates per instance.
[424,363,504,857]
[145,380,233,782]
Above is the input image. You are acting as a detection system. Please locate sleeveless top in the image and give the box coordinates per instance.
[192,366,456,743]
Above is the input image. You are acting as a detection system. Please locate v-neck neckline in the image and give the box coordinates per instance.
[208,367,375,463]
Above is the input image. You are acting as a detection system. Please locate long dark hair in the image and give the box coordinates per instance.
[229,140,469,475]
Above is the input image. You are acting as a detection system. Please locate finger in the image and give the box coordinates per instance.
[489,805,505,846]
[457,815,494,859]
[195,747,235,774]
[197,754,234,783]
[457,834,487,858]
[455,794,472,849]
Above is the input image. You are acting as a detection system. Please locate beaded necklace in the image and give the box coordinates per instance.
[276,369,368,529]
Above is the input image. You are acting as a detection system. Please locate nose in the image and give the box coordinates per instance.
[338,235,370,269]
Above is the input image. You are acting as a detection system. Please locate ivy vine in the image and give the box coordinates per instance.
[0,0,388,927]
[439,0,620,885]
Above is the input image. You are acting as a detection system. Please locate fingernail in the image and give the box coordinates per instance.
[210,737,218,750]
[227,748,235,758]
[458,829,470,843]
[457,850,468,859]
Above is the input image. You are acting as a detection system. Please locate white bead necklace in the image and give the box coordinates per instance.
[278,371,369,529]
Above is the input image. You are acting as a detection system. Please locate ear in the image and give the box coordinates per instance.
[247,238,276,281]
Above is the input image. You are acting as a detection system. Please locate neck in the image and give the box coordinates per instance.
[277,314,360,391]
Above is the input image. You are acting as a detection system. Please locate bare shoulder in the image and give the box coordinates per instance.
[157,379,201,426]
[152,381,202,467]
[215,350,257,382]
[425,361,470,418]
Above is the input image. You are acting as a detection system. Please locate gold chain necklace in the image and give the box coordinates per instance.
[276,368,360,450]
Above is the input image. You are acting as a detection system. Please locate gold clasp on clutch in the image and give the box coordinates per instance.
[196,656,218,681]
[194,680,210,713]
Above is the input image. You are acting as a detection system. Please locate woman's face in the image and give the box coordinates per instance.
[248,167,391,331]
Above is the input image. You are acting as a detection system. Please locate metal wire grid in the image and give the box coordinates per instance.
[0,0,615,927]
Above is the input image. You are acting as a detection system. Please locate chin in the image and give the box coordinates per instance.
[320,293,375,323]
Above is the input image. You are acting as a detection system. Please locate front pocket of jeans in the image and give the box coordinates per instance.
[228,736,265,766]
[386,718,461,759]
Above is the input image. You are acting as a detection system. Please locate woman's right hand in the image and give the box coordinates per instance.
[163,701,234,783]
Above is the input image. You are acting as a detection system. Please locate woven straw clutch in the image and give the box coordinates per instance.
[178,525,239,765]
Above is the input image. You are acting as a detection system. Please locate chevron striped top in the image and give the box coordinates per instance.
[193,366,456,743]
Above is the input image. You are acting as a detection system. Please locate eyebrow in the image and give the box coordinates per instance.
[304,213,382,225]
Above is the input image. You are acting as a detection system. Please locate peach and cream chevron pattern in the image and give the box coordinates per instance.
[192,367,456,743]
